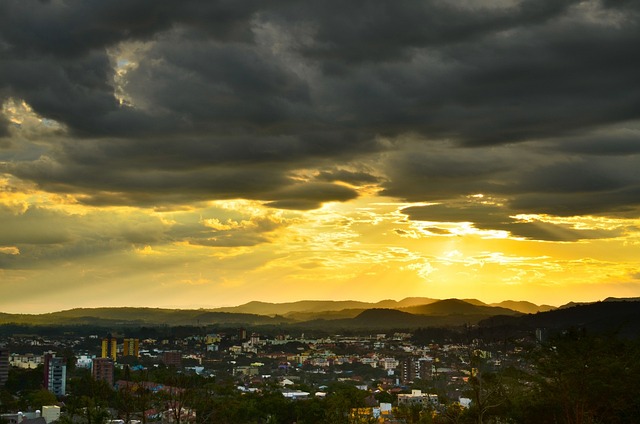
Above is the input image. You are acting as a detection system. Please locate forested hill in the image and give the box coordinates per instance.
[0,307,292,326]
[480,300,640,338]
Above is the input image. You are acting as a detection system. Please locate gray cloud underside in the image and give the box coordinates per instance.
[0,203,288,269]
[402,202,627,242]
[1,0,640,236]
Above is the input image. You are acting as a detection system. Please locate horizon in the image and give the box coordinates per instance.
[4,295,629,316]
[1,1,640,315]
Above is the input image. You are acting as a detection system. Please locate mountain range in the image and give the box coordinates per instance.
[0,296,622,330]
[212,297,555,317]
[0,297,556,326]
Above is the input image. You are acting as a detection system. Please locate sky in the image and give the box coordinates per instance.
[1,0,640,314]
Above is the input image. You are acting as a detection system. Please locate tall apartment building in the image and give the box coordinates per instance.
[92,357,115,387]
[400,357,432,384]
[122,338,140,357]
[43,354,66,396]
[101,334,117,361]
[0,347,9,387]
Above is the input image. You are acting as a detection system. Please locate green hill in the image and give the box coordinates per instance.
[0,307,290,326]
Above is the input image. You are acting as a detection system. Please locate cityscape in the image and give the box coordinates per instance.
[2,0,640,423]
[1,297,639,423]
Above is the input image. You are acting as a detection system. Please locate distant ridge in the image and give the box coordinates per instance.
[213,297,438,316]
[3,297,609,328]
[604,297,640,302]
[401,299,521,317]
[293,300,524,329]
[353,308,421,326]
[1,298,638,333]
[0,307,290,326]
[490,300,556,314]
[214,300,377,316]
[480,299,640,338]
[210,297,554,318]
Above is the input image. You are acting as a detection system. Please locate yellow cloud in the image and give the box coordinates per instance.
[0,246,20,255]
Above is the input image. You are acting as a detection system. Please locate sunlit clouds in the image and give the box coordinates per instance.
[1,0,640,312]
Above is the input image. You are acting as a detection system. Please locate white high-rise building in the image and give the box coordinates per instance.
[44,354,66,396]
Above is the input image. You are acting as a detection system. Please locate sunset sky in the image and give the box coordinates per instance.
[1,0,640,314]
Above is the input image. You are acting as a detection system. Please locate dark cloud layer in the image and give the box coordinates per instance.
[402,202,625,242]
[1,0,640,235]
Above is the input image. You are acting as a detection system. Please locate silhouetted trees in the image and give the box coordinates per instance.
[518,330,640,424]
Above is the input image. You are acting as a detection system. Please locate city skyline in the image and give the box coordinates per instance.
[1,0,640,313]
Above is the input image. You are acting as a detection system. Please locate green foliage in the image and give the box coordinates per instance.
[395,403,435,424]
[26,389,58,410]
[519,330,640,424]
[0,389,18,413]
[4,366,45,394]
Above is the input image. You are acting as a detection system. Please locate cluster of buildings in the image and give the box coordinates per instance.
[0,334,143,397]
[1,327,536,422]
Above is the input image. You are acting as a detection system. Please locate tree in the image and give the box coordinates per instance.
[63,373,114,424]
[26,389,58,411]
[114,382,137,424]
[464,351,506,424]
[434,403,465,424]
[324,383,369,424]
[0,389,18,413]
[395,402,434,424]
[524,330,640,424]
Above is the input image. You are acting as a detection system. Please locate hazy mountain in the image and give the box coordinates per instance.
[375,297,439,308]
[281,298,441,321]
[213,297,441,316]
[0,297,564,328]
[559,301,593,309]
[401,299,521,317]
[213,300,377,316]
[451,299,555,313]
[0,307,290,326]
[604,297,640,302]
[460,299,488,306]
[490,300,556,314]
[293,300,524,330]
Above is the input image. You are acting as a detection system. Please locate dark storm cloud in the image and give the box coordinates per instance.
[315,168,380,185]
[0,0,262,58]
[0,118,10,138]
[511,158,638,194]
[384,137,640,234]
[1,0,640,221]
[510,187,640,218]
[0,205,167,269]
[546,128,640,156]
[265,182,359,210]
[5,156,292,206]
[402,202,624,242]
[122,31,313,133]
[380,142,515,201]
[0,0,268,139]
[280,0,580,65]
